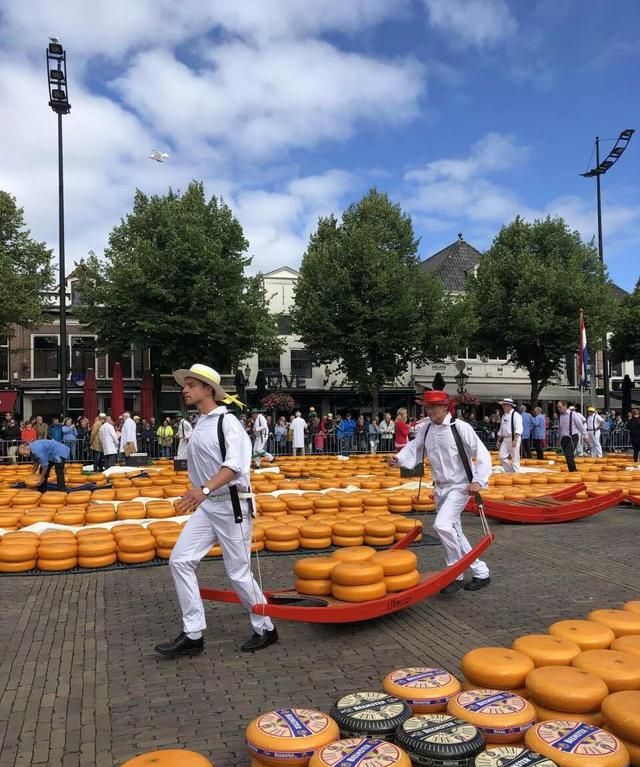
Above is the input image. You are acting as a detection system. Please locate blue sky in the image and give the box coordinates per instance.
[0,0,638,289]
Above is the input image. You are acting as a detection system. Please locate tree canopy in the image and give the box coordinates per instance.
[609,279,640,365]
[75,181,281,372]
[465,215,615,403]
[0,191,53,338]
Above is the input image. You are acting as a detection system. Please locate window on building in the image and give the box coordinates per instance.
[258,354,280,374]
[611,361,623,377]
[70,280,83,306]
[291,349,312,379]
[33,335,59,378]
[0,338,7,381]
[634,360,640,378]
[276,315,293,335]
[108,349,143,379]
[69,336,96,376]
[96,354,107,379]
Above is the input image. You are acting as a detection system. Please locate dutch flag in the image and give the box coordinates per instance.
[579,309,590,388]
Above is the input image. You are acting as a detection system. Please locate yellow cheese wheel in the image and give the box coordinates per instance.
[295,578,333,596]
[78,554,117,569]
[332,535,364,547]
[624,602,640,616]
[78,540,117,557]
[588,610,640,638]
[86,508,117,523]
[601,691,640,744]
[309,738,411,767]
[117,535,156,553]
[462,648,535,690]
[37,557,77,571]
[383,668,461,713]
[524,721,629,767]
[513,635,582,668]
[37,542,78,559]
[332,582,387,602]
[332,522,365,537]
[331,562,385,586]
[300,523,332,539]
[549,620,615,651]
[364,535,395,546]
[120,749,213,766]
[573,650,640,692]
[364,520,396,537]
[265,539,300,552]
[298,537,330,550]
[526,666,609,713]
[0,558,36,573]
[156,533,181,548]
[246,708,340,767]
[0,544,38,562]
[384,570,421,592]
[294,556,338,580]
[265,525,299,542]
[156,547,172,560]
[117,549,156,564]
[616,737,640,767]
[611,636,640,659]
[533,702,603,727]
[447,690,536,744]
[54,511,85,525]
[370,550,418,576]
[331,547,376,563]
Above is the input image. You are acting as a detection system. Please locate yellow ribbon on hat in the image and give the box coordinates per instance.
[223,393,246,408]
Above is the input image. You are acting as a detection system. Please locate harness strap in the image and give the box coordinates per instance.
[217,413,246,524]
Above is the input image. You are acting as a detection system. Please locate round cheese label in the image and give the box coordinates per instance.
[457,690,527,715]
[389,667,455,690]
[475,746,558,766]
[336,692,406,721]
[401,714,479,745]
[315,738,403,767]
[533,722,621,756]
[256,709,332,739]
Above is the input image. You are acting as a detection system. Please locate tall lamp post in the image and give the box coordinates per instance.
[454,359,469,397]
[581,129,634,410]
[46,38,71,415]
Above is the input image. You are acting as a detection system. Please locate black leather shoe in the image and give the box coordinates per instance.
[465,577,491,591]
[241,627,279,652]
[440,580,464,596]
[155,632,204,657]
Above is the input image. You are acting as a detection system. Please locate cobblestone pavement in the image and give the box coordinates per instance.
[1,506,638,767]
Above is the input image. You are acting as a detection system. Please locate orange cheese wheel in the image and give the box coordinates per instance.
[525,666,609,713]
[524,721,629,767]
[78,540,117,557]
[117,536,156,553]
[447,690,535,744]
[294,557,337,580]
[588,610,640,638]
[37,557,77,571]
[331,547,376,563]
[549,621,615,651]
[611,636,640,659]
[332,582,386,602]
[624,601,640,615]
[117,549,156,564]
[156,548,172,560]
[265,525,299,542]
[37,542,77,559]
[331,562,384,586]
[313,497,339,510]
[86,509,117,523]
[265,539,299,552]
[513,635,582,668]
[384,570,421,592]
[601,690,640,744]
[573,650,640,692]
[0,558,36,573]
[332,522,365,537]
[370,550,418,576]
[0,544,38,562]
[364,520,396,537]
[3,531,39,543]
[54,511,85,525]
[78,554,117,569]
[300,523,332,539]
[120,749,213,766]
[533,702,603,727]
[295,578,333,596]
[245,708,340,767]
[332,535,365,547]
[617,737,640,767]
[285,499,314,512]
[299,538,331,550]
[383,668,461,713]
[364,535,395,547]
[155,533,181,548]
[393,519,423,534]
[462,648,535,690]
[309,738,411,767]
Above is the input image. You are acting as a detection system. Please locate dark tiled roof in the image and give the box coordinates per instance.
[419,234,482,292]
[609,282,628,301]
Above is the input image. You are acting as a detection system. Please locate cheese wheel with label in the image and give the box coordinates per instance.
[573,649,640,692]
[601,690,640,744]
[395,713,485,765]
[294,557,337,580]
[475,746,559,766]
[533,703,603,727]
[383,668,461,713]
[121,749,213,766]
[588,610,640,638]
[524,721,629,767]
[330,691,411,739]
[447,690,536,744]
[611,636,640,659]
[549,621,615,651]
[462,679,529,699]
[246,708,340,767]
[370,550,417,577]
[309,737,411,767]
[462,648,535,690]
[513,636,582,668]
[525,666,608,713]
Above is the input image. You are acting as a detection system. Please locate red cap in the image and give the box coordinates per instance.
[415,390,450,407]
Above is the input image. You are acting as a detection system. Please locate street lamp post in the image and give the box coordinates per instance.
[454,359,469,398]
[46,39,71,416]
[581,129,634,410]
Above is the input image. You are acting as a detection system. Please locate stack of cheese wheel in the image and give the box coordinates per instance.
[448,690,536,745]
[395,714,485,766]
[332,521,364,547]
[393,518,423,543]
[549,620,615,651]
[86,504,116,524]
[513,635,582,668]
[331,547,375,564]
[294,556,337,596]
[383,668,461,714]
[120,749,214,766]
[461,648,534,697]
[602,691,640,766]
[525,666,609,727]
[309,738,411,767]
[329,691,411,741]
[117,502,146,521]
[370,551,420,593]
[0,532,37,572]
[246,708,339,767]
[387,494,412,514]
[115,526,156,563]
[37,531,78,571]
[331,560,386,602]
[265,525,299,552]
[474,746,559,766]
[145,500,175,519]
[363,519,395,547]
[299,523,332,550]
[524,721,629,767]
[588,609,640,638]
[76,529,117,569]
[572,649,640,692]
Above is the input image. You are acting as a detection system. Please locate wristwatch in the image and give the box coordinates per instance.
[201,486,211,496]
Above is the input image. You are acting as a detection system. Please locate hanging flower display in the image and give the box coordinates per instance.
[454,392,480,407]
[261,392,296,413]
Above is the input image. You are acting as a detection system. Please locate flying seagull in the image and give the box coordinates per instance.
[148,149,169,163]
[49,36,60,43]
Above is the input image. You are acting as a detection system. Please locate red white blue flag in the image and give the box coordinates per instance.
[578,309,590,387]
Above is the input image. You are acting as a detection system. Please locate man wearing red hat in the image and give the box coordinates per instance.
[389,390,491,594]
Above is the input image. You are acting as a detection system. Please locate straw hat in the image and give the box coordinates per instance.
[499,397,516,407]
[173,364,229,403]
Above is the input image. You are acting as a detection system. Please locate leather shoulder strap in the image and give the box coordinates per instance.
[511,410,515,440]
[450,421,474,483]
[217,413,226,461]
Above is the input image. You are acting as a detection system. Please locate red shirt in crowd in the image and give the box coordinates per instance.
[394,419,410,448]
[21,425,37,442]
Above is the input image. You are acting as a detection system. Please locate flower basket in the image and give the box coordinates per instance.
[261,393,296,413]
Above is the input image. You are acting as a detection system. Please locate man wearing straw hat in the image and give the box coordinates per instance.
[155,364,277,658]
[389,390,491,595]
[586,406,604,458]
[497,397,523,473]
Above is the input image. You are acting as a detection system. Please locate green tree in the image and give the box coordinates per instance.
[75,181,281,373]
[609,279,640,364]
[465,215,615,404]
[290,188,452,416]
[0,191,53,338]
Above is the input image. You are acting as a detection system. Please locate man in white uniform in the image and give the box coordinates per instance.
[291,411,307,456]
[119,411,137,457]
[250,409,274,468]
[389,390,491,595]
[497,398,523,473]
[155,364,276,658]
[176,415,193,460]
[586,406,604,458]
[99,416,120,468]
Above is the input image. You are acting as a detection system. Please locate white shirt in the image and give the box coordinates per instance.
[291,416,307,448]
[379,419,395,437]
[178,418,193,440]
[99,422,119,455]
[252,413,268,439]
[497,409,523,439]
[587,413,603,432]
[559,411,588,438]
[187,406,251,496]
[119,417,137,452]
[396,414,492,488]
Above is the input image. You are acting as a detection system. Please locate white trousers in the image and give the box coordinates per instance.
[169,500,273,635]
[433,486,490,582]
[499,438,520,472]
[176,438,189,459]
[589,431,602,458]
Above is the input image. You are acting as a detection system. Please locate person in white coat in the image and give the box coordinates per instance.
[119,412,137,457]
[155,363,277,658]
[291,411,307,456]
[99,416,120,468]
[176,416,193,459]
[250,409,273,467]
[389,389,491,595]
[497,398,523,473]
[586,406,604,458]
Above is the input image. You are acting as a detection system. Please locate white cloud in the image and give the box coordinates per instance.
[423,0,517,47]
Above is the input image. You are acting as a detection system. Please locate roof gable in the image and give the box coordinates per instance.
[420,234,482,292]
[262,266,300,279]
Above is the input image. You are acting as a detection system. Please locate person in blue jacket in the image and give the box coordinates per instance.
[17,439,70,491]
[519,404,534,459]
